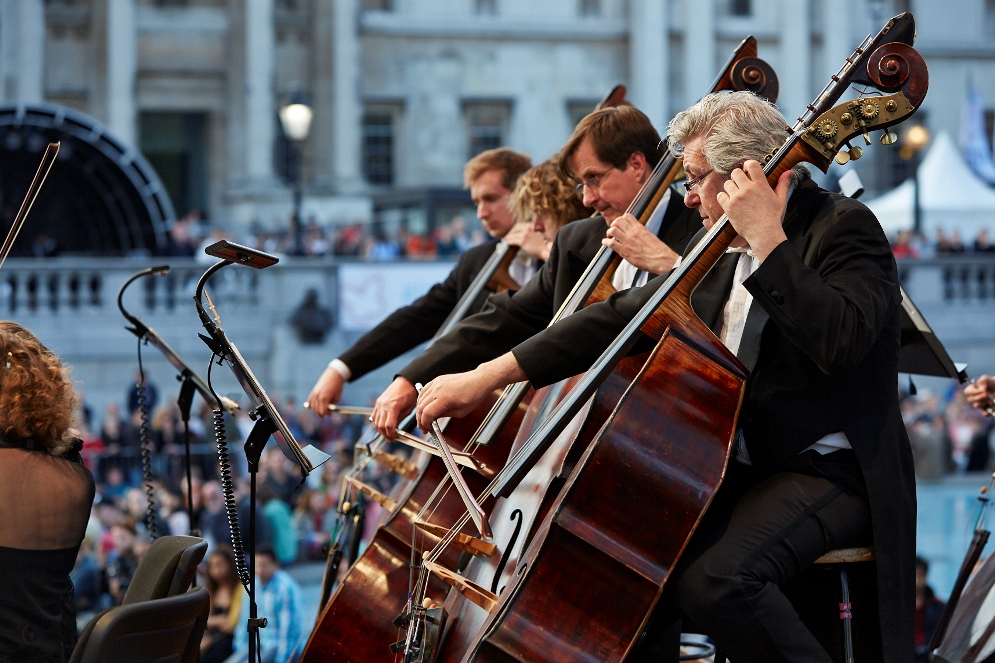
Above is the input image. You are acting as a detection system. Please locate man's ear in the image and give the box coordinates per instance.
[628,151,650,183]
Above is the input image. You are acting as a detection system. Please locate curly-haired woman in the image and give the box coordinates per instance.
[0,321,95,662]
[510,156,592,261]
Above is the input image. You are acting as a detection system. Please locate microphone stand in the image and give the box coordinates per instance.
[192,242,330,663]
[117,266,239,536]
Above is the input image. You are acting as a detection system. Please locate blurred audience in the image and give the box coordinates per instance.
[201,546,242,663]
[230,546,305,663]
[915,556,946,662]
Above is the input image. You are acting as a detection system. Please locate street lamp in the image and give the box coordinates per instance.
[900,122,931,234]
[279,90,314,254]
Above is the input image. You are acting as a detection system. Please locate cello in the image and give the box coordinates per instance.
[400,40,778,663]
[452,15,926,662]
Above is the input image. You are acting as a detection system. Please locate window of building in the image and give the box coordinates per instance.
[361,0,394,10]
[362,111,395,186]
[476,0,497,15]
[729,0,751,16]
[579,0,600,16]
[986,0,995,37]
[464,101,511,159]
[139,112,208,217]
[567,100,599,128]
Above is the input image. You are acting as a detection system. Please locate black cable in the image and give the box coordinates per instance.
[136,337,158,540]
[206,352,251,589]
[182,414,196,537]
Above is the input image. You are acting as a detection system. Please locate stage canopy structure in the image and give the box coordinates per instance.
[0,103,175,256]
[865,131,995,238]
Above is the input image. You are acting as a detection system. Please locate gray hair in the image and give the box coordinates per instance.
[667,91,790,176]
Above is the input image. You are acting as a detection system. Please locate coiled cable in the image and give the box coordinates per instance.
[207,352,251,588]
[135,337,158,540]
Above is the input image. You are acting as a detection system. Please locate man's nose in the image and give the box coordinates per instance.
[582,187,599,208]
[684,190,699,208]
[477,202,488,219]
[532,219,544,234]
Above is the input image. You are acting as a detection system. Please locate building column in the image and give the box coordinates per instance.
[629,0,668,131]
[245,0,276,183]
[683,0,715,105]
[0,0,45,104]
[332,0,362,192]
[779,0,811,126]
[822,0,851,80]
[107,0,136,145]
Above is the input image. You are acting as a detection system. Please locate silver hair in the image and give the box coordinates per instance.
[667,91,790,176]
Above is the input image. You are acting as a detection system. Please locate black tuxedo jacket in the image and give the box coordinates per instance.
[398,190,701,385]
[338,241,499,380]
[511,179,914,663]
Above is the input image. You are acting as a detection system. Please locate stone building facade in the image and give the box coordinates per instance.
[1,0,993,231]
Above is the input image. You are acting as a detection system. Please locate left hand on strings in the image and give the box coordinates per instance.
[717,160,792,261]
[603,212,680,273]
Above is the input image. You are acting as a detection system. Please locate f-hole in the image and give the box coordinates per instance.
[490,509,523,594]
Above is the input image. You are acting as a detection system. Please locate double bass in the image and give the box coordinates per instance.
[400,39,778,663]
[427,14,926,663]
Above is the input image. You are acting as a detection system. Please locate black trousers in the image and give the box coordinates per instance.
[630,457,872,663]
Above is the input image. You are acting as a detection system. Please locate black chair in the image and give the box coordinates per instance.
[69,586,210,663]
[123,535,207,604]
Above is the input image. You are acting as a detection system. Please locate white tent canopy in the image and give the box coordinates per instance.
[864,131,995,238]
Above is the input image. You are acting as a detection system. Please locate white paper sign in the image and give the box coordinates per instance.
[338,262,457,332]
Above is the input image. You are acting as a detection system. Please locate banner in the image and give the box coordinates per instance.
[338,261,456,332]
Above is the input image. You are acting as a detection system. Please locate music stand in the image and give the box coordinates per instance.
[194,242,330,663]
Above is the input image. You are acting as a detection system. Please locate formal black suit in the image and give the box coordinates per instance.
[510,179,914,663]
[398,190,701,385]
[338,241,500,380]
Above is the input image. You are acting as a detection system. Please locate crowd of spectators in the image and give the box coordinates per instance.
[904,384,995,480]
[160,209,487,261]
[890,228,995,259]
[69,376,407,660]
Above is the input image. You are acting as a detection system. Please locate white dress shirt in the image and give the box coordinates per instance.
[508,249,539,287]
[717,245,852,463]
[611,188,672,291]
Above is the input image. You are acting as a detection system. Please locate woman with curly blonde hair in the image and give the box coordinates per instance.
[510,156,592,261]
[0,321,95,662]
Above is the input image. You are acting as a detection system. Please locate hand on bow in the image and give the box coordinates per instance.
[416,353,527,431]
[306,366,345,417]
[371,376,417,440]
[965,376,995,416]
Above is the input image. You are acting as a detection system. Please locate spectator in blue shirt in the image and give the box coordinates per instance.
[228,546,305,663]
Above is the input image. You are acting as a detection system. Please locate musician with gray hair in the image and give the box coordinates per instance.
[415,91,915,663]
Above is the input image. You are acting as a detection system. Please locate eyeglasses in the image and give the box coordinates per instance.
[574,167,615,194]
[683,169,714,193]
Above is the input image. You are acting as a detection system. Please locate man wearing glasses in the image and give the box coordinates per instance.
[370,104,701,439]
[413,91,912,663]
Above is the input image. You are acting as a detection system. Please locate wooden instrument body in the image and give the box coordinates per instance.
[464,293,747,663]
[300,389,532,663]
[431,266,657,662]
[433,353,654,662]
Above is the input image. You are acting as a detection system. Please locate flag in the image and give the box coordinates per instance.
[960,81,995,185]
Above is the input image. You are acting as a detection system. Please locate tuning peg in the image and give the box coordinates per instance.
[835,144,863,165]
[881,131,899,145]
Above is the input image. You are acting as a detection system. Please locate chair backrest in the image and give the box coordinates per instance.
[70,586,210,663]
[123,535,207,605]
